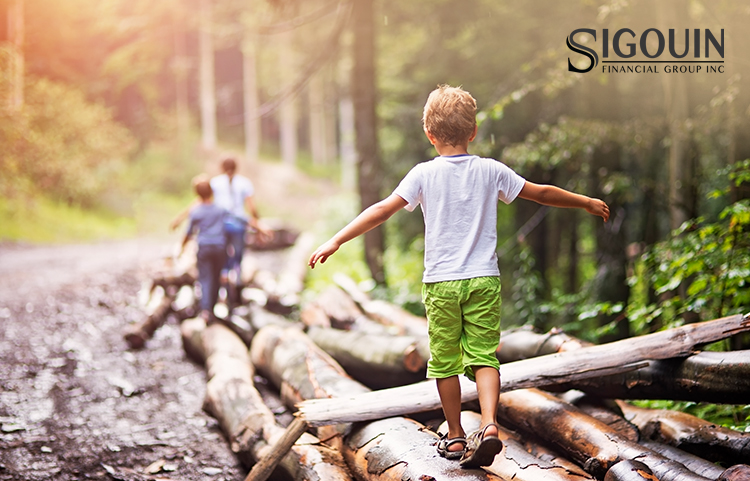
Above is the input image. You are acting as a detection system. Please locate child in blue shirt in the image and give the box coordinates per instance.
[181,174,229,321]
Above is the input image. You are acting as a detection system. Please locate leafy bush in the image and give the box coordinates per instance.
[1,77,135,207]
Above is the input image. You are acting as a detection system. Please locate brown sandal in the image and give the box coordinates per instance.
[459,423,502,469]
[436,433,467,460]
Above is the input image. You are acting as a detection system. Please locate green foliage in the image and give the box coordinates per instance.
[1,78,135,207]
[628,161,750,329]
[631,400,750,433]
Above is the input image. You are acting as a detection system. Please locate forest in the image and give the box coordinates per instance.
[1,0,749,426]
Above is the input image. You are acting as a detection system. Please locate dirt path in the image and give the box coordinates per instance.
[0,161,339,480]
[0,238,250,480]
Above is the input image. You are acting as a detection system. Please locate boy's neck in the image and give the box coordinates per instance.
[200,198,213,204]
[435,143,470,157]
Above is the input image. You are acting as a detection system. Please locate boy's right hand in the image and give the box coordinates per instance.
[308,240,340,269]
[586,198,610,222]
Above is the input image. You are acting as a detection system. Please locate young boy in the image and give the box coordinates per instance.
[308,85,609,468]
[181,174,229,322]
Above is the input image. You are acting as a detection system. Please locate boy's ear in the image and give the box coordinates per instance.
[424,127,437,145]
[468,124,478,142]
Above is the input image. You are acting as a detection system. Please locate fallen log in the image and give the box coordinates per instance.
[180,318,353,481]
[310,285,369,330]
[272,231,315,309]
[440,411,597,481]
[171,284,198,321]
[297,314,750,427]
[562,391,640,443]
[550,350,750,404]
[151,271,195,290]
[246,224,300,251]
[496,388,714,480]
[496,326,592,363]
[250,325,506,480]
[333,272,428,338]
[640,441,724,480]
[306,326,428,389]
[300,302,332,328]
[343,417,504,481]
[618,401,750,465]
[604,460,659,481]
[249,324,370,448]
[124,285,176,349]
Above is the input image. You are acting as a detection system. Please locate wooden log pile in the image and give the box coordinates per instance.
[130,234,750,481]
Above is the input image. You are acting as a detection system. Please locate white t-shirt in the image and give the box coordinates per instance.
[393,154,526,283]
[210,174,255,220]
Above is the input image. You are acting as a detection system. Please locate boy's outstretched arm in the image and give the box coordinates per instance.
[518,181,610,222]
[308,194,407,268]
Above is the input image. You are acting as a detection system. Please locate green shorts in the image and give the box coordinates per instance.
[422,276,501,382]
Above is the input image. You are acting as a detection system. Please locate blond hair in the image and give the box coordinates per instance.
[422,85,477,146]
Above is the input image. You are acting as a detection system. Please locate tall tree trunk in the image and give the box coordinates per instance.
[199,0,217,152]
[3,0,23,111]
[243,34,260,165]
[173,13,190,154]
[308,69,327,165]
[658,0,693,231]
[338,85,357,191]
[352,0,385,284]
[279,30,297,166]
[592,142,630,341]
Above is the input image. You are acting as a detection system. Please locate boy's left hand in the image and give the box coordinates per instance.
[587,198,610,222]
[308,240,340,268]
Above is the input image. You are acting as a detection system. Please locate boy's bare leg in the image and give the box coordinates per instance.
[473,366,500,437]
[436,375,466,450]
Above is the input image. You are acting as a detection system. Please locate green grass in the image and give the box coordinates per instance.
[0,138,201,245]
[631,399,750,432]
[0,195,136,243]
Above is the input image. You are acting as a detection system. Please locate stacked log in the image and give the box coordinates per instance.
[180,316,353,481]
[141,231,750,481]
[124,285,176,349]
[249,324,503,481]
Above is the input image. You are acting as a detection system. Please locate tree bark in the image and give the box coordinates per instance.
[199,0,217,152]
[496,388,713,480]
[308,285,368,330]
[334,273,428,337]
[5,0,24,111]
[306,326,427,389]
[604,460,659,481]
[640,441,724,480]
[496,326,592,363]
[249,323,503,480]
[441,411,597,481]
[279,30,297,166]
[308,69,328,165]
[180,320,353,481]
[561,391,640,443]
[242,35,260,165]
[297,314,750,427]
[352,0,385,285]
[551,350,750,404]
[657,0,694,232]
[343,417,504,481]
[618,401,750,465]
[124,286,175,349]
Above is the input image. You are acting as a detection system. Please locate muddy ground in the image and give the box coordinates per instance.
[0,238,272,480]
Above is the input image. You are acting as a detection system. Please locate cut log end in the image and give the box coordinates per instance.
[403,343,426,373]
[719,465,750,481]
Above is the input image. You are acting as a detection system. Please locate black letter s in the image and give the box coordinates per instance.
[567,28,599,73]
